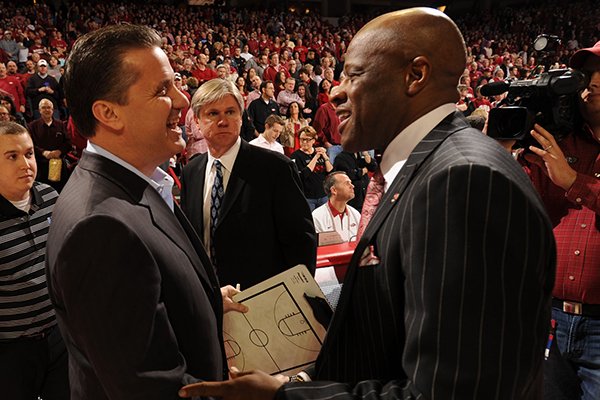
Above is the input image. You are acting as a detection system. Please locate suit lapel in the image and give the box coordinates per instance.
[79,152,216,293]
[195,155,209,235]
[141,190,215,290]
[319,112,469,366]
[217,141,248,227]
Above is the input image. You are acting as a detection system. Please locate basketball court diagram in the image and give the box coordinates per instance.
[223,266,329,375]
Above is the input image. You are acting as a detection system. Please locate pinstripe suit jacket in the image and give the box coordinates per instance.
[277,112,556,400]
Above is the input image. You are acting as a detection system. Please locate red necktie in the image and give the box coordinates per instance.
[357,168,385,240]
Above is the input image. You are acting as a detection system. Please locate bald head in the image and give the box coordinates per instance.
[354,8,466,95]
[330,8,468,153]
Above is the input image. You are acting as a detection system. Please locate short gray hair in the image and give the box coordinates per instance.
[190,79,244,117]
[0,121,29,136]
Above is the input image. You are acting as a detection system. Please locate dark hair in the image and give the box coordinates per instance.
[297,82,313,102]
[323,171,347,197]
[0,94,16,115]
[260,80,273,92]
[286,101,302,118]
[63,24,162,138]
[319,78,331,93]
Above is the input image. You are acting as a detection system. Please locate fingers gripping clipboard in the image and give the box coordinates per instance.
[222,265,332,375]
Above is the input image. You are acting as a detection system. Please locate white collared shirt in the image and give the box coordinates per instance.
[380,103,456,193]
[249,134,284,154]
[202,136,242,251]
[86,142,175,211]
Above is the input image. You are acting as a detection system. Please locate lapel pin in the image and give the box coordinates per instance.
[391,193,399,203]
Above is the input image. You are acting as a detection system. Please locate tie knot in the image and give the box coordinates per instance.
[214,159,222,168]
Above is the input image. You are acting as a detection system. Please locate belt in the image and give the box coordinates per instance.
[552,298,600,317]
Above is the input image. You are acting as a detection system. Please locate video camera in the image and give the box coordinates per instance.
[483,34,588,146]
[484,68,587,144]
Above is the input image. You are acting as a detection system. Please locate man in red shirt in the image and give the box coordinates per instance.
[295,38,308,63]
[0,62,25,113]
[262,52,290,83]
[519,41,600,400]
[312,96,341,164]
[191,53,217,85]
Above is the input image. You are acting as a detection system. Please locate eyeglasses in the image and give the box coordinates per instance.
[299,137,315,142]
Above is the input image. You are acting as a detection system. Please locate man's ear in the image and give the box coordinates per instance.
[91,100,124,132]
[405,56,430,96]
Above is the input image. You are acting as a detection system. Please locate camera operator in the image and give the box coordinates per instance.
[519,42,600,400]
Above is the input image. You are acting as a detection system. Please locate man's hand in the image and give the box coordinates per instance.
[525,124,577,191]
[43,150,61,159]
[179,369,286,400]
[221,285,249,314]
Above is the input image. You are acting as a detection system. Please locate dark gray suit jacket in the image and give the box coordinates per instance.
[277,112,556,399]
[46,151,227,399]
[180,140,317,289]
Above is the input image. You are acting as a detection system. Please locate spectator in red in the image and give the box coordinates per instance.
[295,38,308,62]
[471,85,492,112]
[323,67,339,86]
[312,94,341,163]
[317,78,332,106]
[191,53,217,85]
[263,52,290,83]
[298,67,318,100]
[66,116,86,159]
[0,62,25,114]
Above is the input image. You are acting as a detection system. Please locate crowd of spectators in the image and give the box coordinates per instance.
[0,0,599,195]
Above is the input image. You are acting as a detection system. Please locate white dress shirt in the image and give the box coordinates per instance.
[86,141,175,211]
[380,103,456,193]
[202,136,241,251]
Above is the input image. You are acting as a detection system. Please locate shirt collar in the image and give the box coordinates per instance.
[86,141,175,211]
[207,136,241,174]
[327,200,345,219]
[378,103,455,192]
[380,103,455,178]
[0,182,44,217]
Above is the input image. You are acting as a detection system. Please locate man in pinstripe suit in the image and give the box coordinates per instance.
[179,8,556,400]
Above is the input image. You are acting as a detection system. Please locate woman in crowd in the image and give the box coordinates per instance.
[317,78,331,106]
[290,126,333,211]
[281,101,309,157]
[246,67,258,92]
[297,82,317,122]
[274,70,287,98]
[0,94,26,126]
[235,76,248,106]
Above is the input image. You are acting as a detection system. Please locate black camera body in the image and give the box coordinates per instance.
[485,69,588,145]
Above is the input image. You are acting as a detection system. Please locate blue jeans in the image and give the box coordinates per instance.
[307,196,327,212]
[326,144,343,165]
[544,307,600,400]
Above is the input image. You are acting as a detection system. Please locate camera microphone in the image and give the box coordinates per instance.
[480,81,511,97]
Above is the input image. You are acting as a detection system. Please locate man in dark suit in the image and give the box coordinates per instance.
[45,25,245,400]
[179,8,555,400]
[180,79,316,290]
